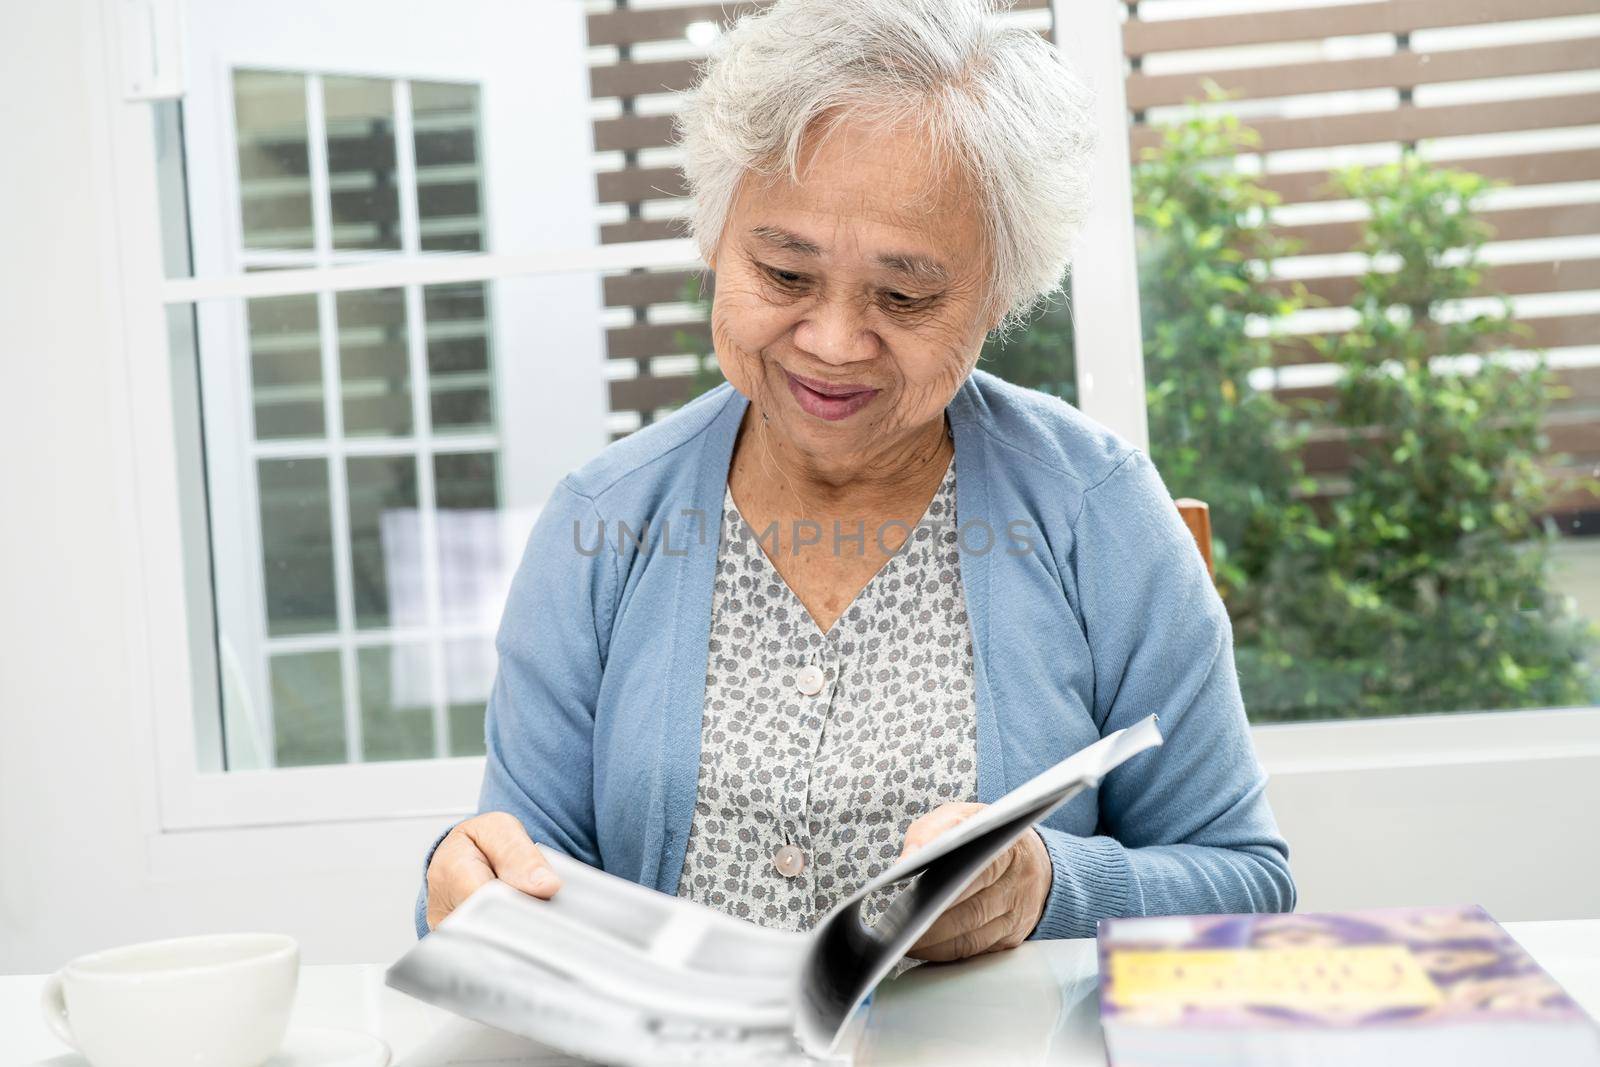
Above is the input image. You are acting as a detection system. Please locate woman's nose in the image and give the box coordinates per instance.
[792,300,878,366]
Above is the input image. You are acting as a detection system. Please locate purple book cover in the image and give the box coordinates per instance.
[1097,905,1594,1032]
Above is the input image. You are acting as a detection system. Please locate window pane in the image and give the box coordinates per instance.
[434,451,501,627]
[425,282,495,433]
[347,454,420,631]
[1120,3,1600,723]
[358,644,434,761]
[412,81,486,253]
[271,650,345,767]
[434,451,498,508]
[336,287,412,437]
[247,293,324,440]
[323,75,401,252]
[445,636,492,757]
[233,70,313,252]
[258,457,337,637]
[433,447,505,753]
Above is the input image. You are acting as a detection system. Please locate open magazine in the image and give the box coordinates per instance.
[386,714,1162,1065]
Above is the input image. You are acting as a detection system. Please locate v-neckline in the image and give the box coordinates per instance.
[722,454,956,641]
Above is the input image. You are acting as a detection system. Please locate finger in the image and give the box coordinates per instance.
[945,840,1017,908]
[900,803,986,857]
[910,910,1015,963]
[910,879,1012,953]
[425,831,495,930]
[462,812,562,899]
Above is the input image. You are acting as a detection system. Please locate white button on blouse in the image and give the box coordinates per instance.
[796,663,825,696]
[772,844,807,878]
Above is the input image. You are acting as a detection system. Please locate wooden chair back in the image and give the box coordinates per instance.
[1175,498,1213,577]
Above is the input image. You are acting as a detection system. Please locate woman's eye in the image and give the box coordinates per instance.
[883,291,929,310]
[762,265,806,288]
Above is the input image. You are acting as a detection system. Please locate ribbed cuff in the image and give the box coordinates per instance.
[412,823,461,939]
[1027,827,1134,941]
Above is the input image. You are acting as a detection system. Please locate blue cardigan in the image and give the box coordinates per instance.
[414,371,1294,938]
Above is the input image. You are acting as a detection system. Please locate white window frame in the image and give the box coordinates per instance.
[105,0,675,832]
[203,70,504,774]
[100,0,1600,849]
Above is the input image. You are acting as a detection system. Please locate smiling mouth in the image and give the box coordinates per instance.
[783,370,880,421]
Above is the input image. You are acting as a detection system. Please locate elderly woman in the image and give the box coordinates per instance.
[417,0,1293,959]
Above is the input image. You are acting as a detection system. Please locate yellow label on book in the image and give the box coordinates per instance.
[1108,946,1444,1010]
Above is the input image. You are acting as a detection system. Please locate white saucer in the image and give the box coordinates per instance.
[263,1027,391,1067]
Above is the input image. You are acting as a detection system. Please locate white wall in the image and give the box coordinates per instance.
[1272,761,1600,920]
[1264,733,1600,920]
[1,0,1596,980]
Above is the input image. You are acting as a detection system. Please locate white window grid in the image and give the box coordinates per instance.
[215,69,504,768]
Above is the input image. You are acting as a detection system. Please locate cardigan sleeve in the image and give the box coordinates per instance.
[413,479,613,938]
[1027,450,1295,941]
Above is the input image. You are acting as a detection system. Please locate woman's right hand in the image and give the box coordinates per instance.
[424,811,563,930]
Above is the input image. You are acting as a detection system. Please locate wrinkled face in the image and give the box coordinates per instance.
[710,113,996,468]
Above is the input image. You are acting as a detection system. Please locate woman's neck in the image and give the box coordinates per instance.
[729,402,954,520]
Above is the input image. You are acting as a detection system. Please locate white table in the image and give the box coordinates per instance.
[8,920,1599,1066]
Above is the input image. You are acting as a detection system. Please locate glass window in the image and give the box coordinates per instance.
[147,2,610,789]
[258,456,338,638]
[425,282,496,432]
[321,75,402,253]
[227,67,486,269]
[170,60,517,767]
[233,70,314,253]
[171,266,609,769]
[412,82,486,253]
[1119,0,1600,722]
[346,453,420,631]
[247,294,324,439]
[270,650,346,767]
[358,643,436,762]
[335,287,412,437]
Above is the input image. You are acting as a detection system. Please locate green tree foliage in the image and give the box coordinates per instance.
[1132,114,1312,607]
[1242,157,1599,719]
[975,293,1078,406]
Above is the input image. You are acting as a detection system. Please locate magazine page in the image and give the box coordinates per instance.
[388,920,814,1066]
[387,854,815,1065]
[793,714,1164,1056]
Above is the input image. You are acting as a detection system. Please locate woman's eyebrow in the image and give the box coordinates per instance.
[749,225,822,256]
[876,252,949,287]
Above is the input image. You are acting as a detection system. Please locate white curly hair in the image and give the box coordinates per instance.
[674,0,1096,328]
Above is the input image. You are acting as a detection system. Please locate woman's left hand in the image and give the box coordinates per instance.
[900,802,1053,962]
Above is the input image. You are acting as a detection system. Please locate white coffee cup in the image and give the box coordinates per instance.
[40,932,299,1067]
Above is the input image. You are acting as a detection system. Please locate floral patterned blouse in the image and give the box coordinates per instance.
[675,457,979,932]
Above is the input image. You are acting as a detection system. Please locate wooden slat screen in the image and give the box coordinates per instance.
[1123,0,1600,505]
[585,0,1600,472]
[1122,0,1598,55]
